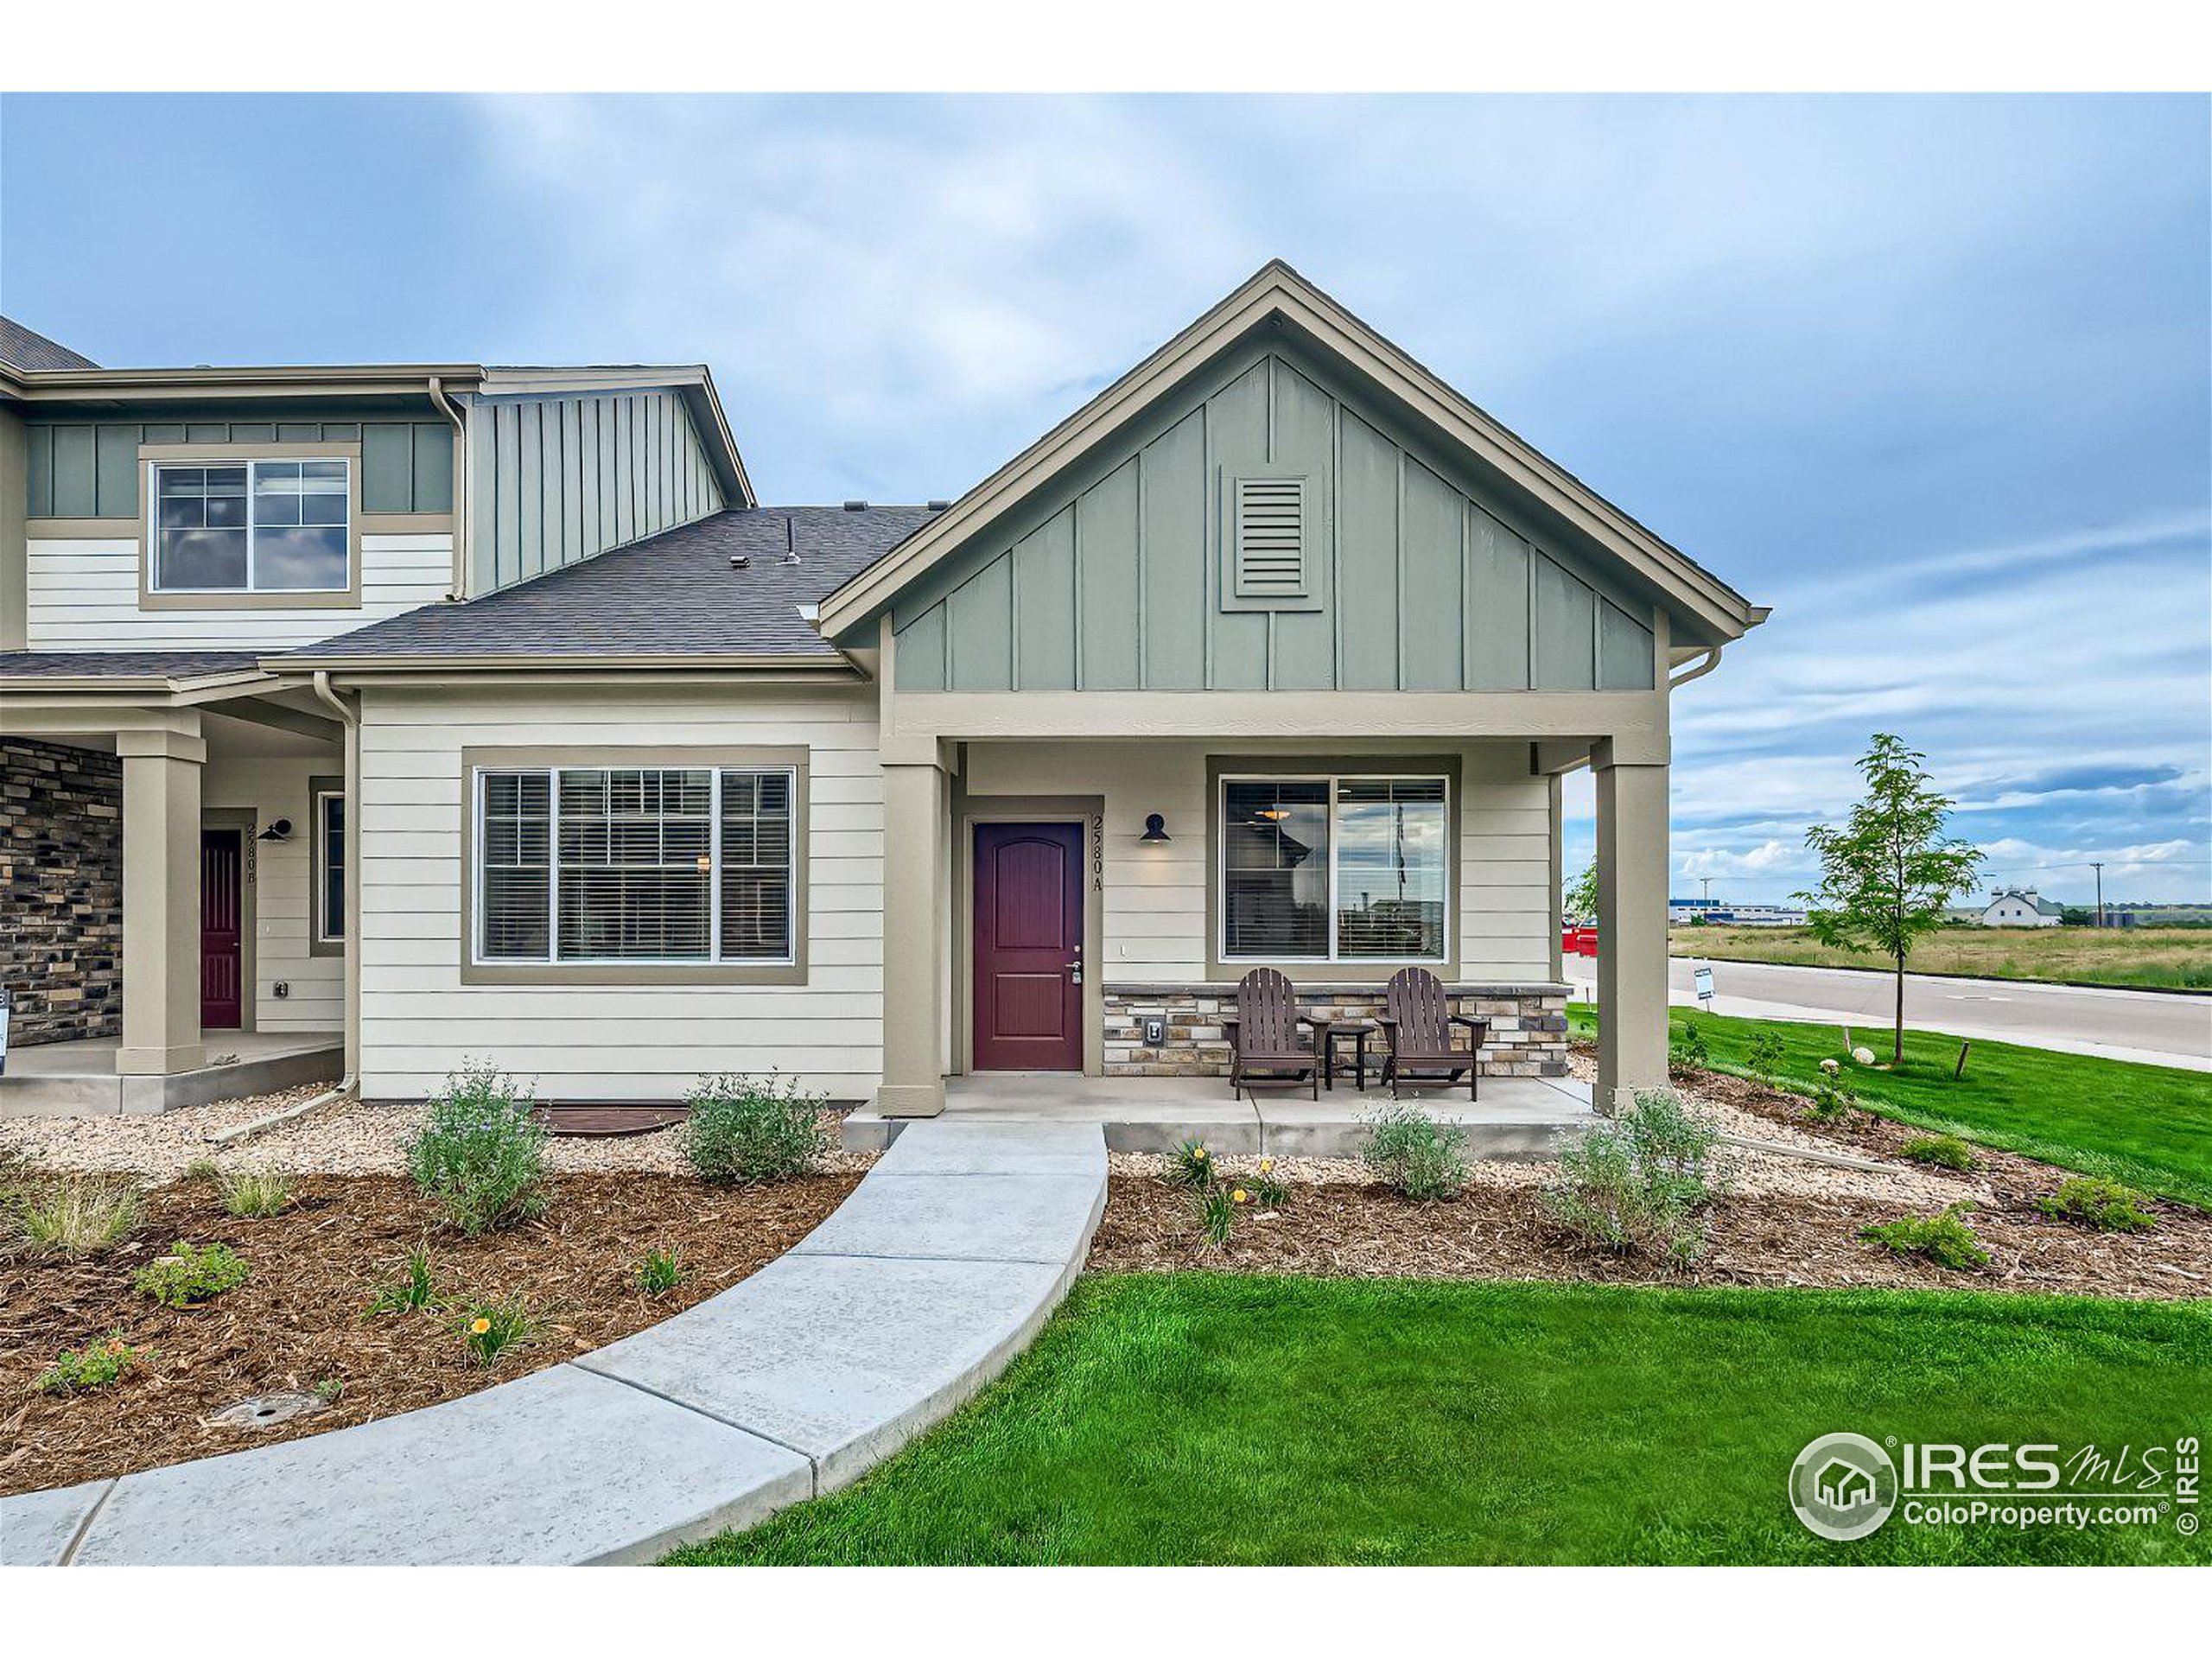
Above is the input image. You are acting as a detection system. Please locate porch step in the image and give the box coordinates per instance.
[845,1075,1594,1162]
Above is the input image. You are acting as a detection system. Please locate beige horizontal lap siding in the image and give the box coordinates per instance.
[22,534,451,650]
[202,755,343,1033]
[355,688,883,1103]
[960,738,1553,984]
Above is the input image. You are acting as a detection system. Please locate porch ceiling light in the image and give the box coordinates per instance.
[1141,813,1172,843]
[1255,808,1289,822]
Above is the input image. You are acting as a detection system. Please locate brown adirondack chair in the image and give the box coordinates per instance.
[1223,967,1322,1100]
[1376,967,1486,1100]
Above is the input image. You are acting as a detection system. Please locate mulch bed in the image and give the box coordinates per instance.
[1091,1172,2212,1300]
[2,1172,856,1498]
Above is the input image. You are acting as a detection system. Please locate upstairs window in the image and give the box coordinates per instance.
[150,459,351,593]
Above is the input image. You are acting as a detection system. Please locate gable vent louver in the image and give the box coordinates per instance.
[1233,475,1306,600]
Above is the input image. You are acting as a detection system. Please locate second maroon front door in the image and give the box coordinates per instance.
[200,828,244,1032]
[972,822,1084,1071]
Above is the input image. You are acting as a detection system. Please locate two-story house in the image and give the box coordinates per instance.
[1,264,1766,1122]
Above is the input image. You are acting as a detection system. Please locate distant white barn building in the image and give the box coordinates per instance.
[1980,888,2063,928]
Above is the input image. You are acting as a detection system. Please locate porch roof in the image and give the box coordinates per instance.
[0,649,268,688]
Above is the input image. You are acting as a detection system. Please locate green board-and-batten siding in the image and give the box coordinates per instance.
[466,387,724,597]
[24,416,453,518]
[891,341,1659,694]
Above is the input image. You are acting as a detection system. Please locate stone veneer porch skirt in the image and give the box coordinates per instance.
[1102,982,1571,1079]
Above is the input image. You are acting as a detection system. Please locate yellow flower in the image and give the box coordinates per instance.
[1193,1147,1208,1160]
[1231,1189,1249,1205]
[470,1317,492,1336]
[1258,1158,1274,1173]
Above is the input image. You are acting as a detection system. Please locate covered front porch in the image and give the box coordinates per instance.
[0,656,357,1110]
[845,1071,1597,1159]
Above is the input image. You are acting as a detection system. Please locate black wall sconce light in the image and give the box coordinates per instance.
[257,817,294,843]
[1140,812,1172,843]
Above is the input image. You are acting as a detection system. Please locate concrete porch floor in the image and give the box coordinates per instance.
[0,1030,344,1117]
[844,1072,1596,1160]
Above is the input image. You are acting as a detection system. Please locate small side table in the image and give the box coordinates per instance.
[1325,1020,1376,1092]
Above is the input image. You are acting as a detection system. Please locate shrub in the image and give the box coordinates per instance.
[404,1061,548,1235]
[16,1177,143,1256]
[40,1333,149,1395]
[364,1243,442,1316]
[182,1156,224,1185]
[457,1296,536,1366]
[1360,1103,1471,1201]
[679,1072,832,1185]
[1802,1080,1858,1122]
[1861,1205,1990,1270]
[634,1246,684,1296]
[1192,1183,1236,1249]
[2037,1177,2156,1234]
[1900,1135,1977,1172]
[1543,1089,1729,1268]
[218,1169,295,1218]
[1171,1138,1217,1189]
[1745,1031,1787,1075]
[134,1240,251,1307]
[1668,1019,1712,1072]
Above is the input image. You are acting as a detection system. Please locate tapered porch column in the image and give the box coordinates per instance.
[1593,738,1669,1115]
[879,755,950,1116]
[116,721,207,1077]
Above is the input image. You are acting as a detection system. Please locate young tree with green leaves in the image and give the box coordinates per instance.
[1563,861,1600,925]
[1795,734,1985,1065]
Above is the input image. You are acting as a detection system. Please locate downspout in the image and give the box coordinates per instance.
[311,670,362,1097]
[426,376,468,601]
[1668,645,1725,690]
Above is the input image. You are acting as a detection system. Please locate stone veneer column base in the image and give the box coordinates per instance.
[1101,982,1571,1079]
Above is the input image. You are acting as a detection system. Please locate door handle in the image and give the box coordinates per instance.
[1067,963,1084,984]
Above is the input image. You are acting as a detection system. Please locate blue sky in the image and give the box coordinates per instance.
[5,93,2206,905]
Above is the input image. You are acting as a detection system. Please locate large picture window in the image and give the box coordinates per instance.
[1220,773,1448,963]
[474,765,797,966]
[150,458,352,593]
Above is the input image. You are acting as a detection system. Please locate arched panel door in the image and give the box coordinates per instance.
[971,823,1084,1071]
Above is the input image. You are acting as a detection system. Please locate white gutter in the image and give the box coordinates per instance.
[309,670,362,1100]
[1668,645,1725,690]
[426,375,469,601]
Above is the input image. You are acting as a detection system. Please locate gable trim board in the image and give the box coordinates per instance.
[819,261,1760,651]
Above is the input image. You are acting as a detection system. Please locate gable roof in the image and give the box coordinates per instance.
[0,315,98,373]
[1986,889,2064,918]
[816,260,1767,648]
[282,505,933,671]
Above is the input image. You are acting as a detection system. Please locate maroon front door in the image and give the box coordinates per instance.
[972,822,1084,1071]
[200,829,244,1031]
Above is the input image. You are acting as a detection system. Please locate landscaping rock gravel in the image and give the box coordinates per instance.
[0,1090,875,1183]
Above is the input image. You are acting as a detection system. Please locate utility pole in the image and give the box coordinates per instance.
[2091,861,2104,930]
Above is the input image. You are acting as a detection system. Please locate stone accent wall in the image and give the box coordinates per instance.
[1,739,124,1046]
[1103,982,1570,1079]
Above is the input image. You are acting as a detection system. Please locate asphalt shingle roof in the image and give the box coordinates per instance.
[293,505,935,660]
[0,650,265,681]
[0,315,99,372]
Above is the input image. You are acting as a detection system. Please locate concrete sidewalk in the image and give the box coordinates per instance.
[0,1121,1106,1567]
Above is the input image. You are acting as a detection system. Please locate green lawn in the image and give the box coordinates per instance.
[1569,1002,2212,1210]
[666,1275,2212,1566]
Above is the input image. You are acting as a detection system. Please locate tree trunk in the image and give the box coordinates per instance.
[1892,951,1906,1065]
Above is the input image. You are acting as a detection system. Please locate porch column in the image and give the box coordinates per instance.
[1593,738,1669,1115]
[879,755,950,1116]
[116,721,207,1077]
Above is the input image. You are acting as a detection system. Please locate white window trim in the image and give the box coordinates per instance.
[1217,772,1452,966]
[470,763,798,969]
[146,456,354,594]
[314,787,346,946]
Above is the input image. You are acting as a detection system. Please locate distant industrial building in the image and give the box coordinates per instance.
[1669,899,1808,927]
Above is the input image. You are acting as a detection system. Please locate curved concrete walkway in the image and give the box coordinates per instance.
[1,1121,1105,1566]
